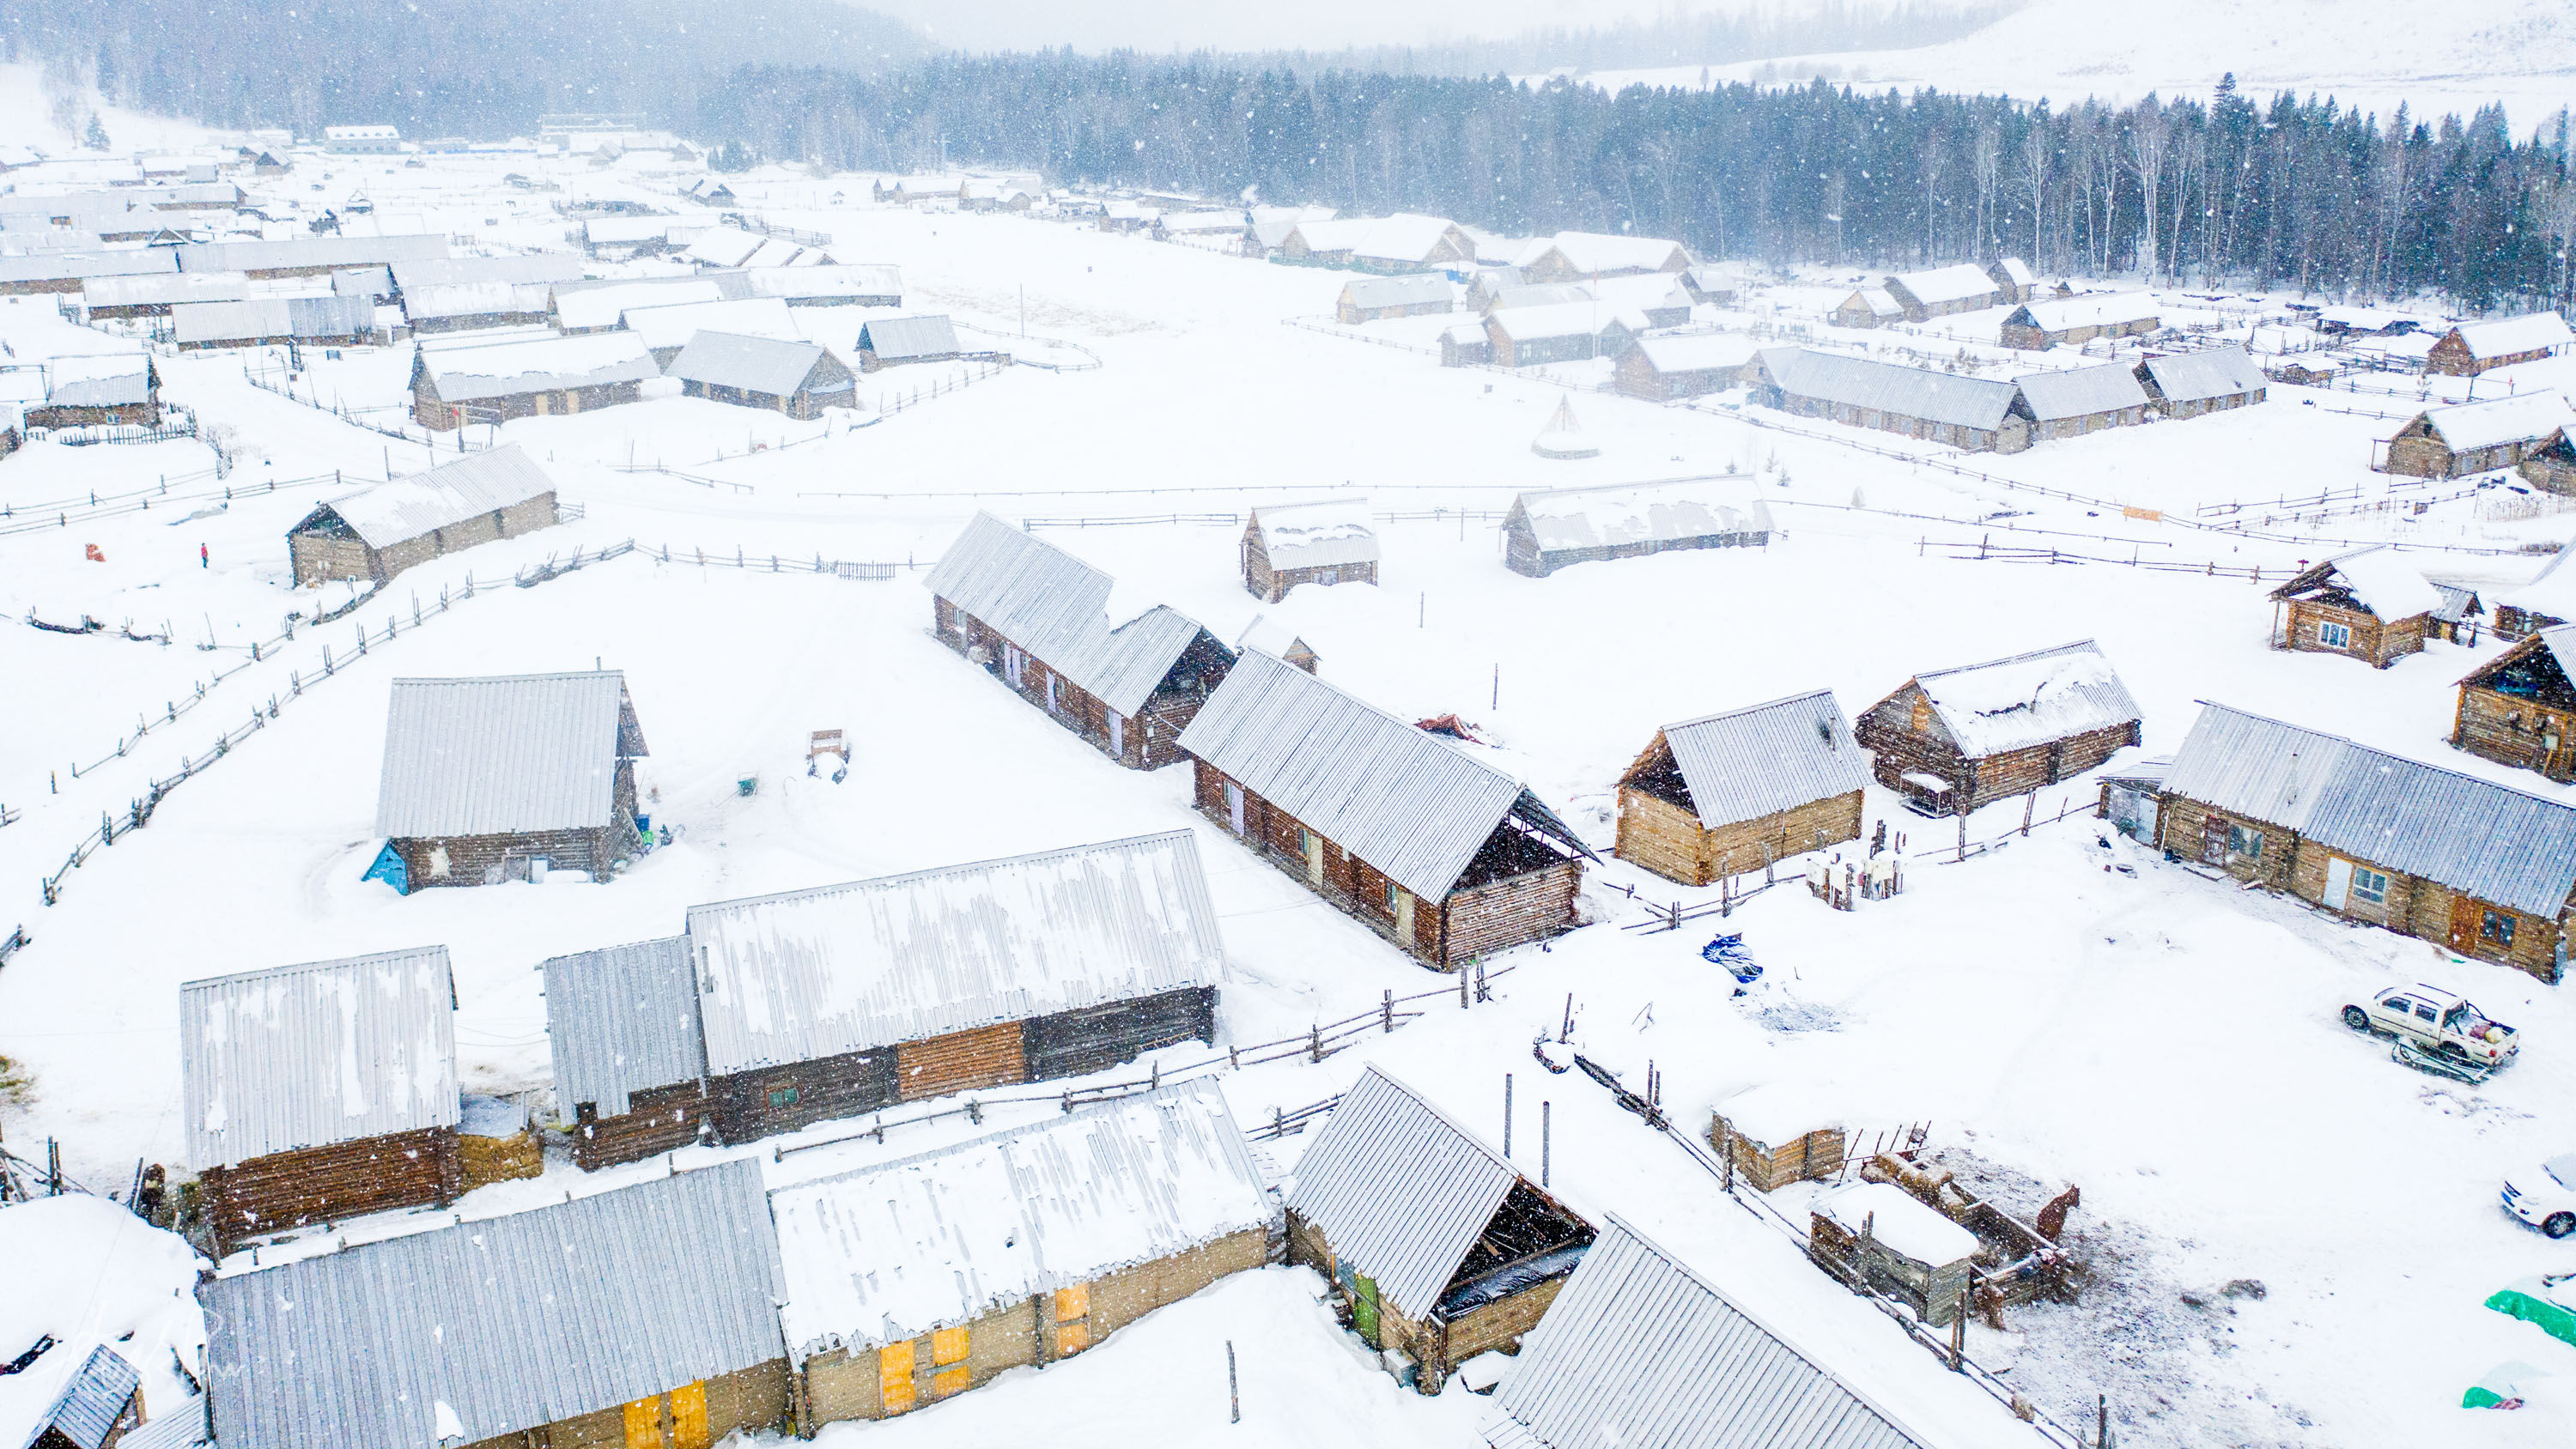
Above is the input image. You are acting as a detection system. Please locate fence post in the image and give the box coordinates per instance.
[1308,1024,1322,1063]
[1382,990,1393,1033]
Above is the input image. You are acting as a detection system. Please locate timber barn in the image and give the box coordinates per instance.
[2135,346,2267,418]
[1614,333,1760,401]
[2424,312,2573,375]
[857,313,966,371]
[1512,232,1692,282]
[665,331,856,418]
[27,354,158,429]
[1880,264,1997,321]
[2157,703,2576,980]
[1486,1216,1946,1449]
[1987,256,2038,304]
[2014,362,2150,439]
[1832,287,1903,329]
[286,444,559,587]
[1615,690,1871,886]
[546,832,1226,1168]
[925,513,1239,769]
[1755,348,2034,453]
[1998,292,2160,349]
[770,1082,1272,1427]
[1502,476,1773,578]
[1280,215,1474,272]
[2522,427,2576,494]
[2497,549,2576,638]
[410,331,656,429]
[1854,640,2142,816]
[1287,1066,1595,1392]
[1243,497,1380,601]
[203,1160,792,1449]
[374,670,647,888]
[2266,547,2439,667]
[1485,302,1636,367]
[2452,628,2576,782]
[179,946,461,1257]
[1337,274,1453,324]
[1179,650,1599,967]
[2377,394,2574,479]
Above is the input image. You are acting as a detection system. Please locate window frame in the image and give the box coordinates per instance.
[2483,909,2518,948]
[2349,864,2390,905]
[2318,619,2353,649]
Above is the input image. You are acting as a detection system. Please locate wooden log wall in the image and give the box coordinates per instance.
[1022,987,1217,1081]
[1194,759,1485,966]
[2455,684,2576,780]
[714,1046,899,1142]
[203,1125,461,1255]
[895,1022,1025,1102]
[573,1079,720,1170]
[392,824,615,888]
[1433,1275,1571,1379]
[1438,859,1583,967]
[2281,599,2421,667]
[1710,1117,1845,1191]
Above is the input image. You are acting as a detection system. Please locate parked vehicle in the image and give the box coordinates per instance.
[2340,984,2518,1076]
[2501,1155,2576,1239]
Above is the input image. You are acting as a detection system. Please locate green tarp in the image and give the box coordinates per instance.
[2488,1279,2576,1349]
[2464,1359,2549,1410]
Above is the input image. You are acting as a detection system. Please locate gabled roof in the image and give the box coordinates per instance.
[174,234,446,272]
[2161,702,2576,917]
[389,254,582,289]
[1516,231,1690,275]
[667,331,844,397]
[300,443,553,549]
[620,294,797,350]
[2500,548,2576,621]
[770,1081,1269,1359]
[1177,650,1593,900]
[0,250,175,286]
[1492,283,1592,310]
[1990,257,2036,286]
[679,226,765,268]
[204,1161,785,1449]
[1286,1066,1524,1319]
[859,313,963,360]
[1589,272,1693,312]
[1510,476,1774,555]
[82,270,247,308]
[541,937,702,1118]
[2446,312,2573,361]
[415,332,658,402]
[1644,689,1871,831]
[1631,333,1759,374]
[2006,291,2160,333]
[1290,213,1463,263]
[551,276,724,330]
[1905,640,2141,759]
[1763,349,2023,431]
[374,671,641,838]
[2014,361,2149,421]
[1489,1218,1932,1449]
[1491,300,1627,343]
[174,294,374,344]
[19,1343,140,1449]
[399,281,552,321]
[2268,545,2441,620]
[1884,263,1996,307]
[921,512,1225,717]
[1252,496,1380,571]
[1840,286,1902,318]
[180,946,458,1168]
[685,830,1226,1076]
[42,353,153,407]
[742,264,901,301]
[2408,392,2574,453]
[2137,346,2265,403]
[1342,273,1451,311]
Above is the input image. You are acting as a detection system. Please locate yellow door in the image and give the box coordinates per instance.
[1054,1283,1092,1356]
[932,1325,971,1398]
[879,1342,916,1416]
[623,1395,663,1449]
[669,1383,708,1449]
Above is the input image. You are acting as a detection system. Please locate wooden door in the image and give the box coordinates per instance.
[878,1343,916,1416]
[2199,813,2227,865]
[1351,1273,1382,1347]
[2451,894,2481,952]
[622,1394,663,1449]
[668,1383,708,1449]
[931,1326,971,1399]
[1393,888,1414,942]
[896,1021,1026,1101]
[1303,829,1324,887]
[1054,1283,1091,1355]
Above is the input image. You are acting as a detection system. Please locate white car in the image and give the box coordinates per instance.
[2501,1155,2576,1240]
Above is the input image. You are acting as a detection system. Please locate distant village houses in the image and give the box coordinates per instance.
[1999,292,2160,350]
[2424,312,2573,375]
[1502,476,1772,578]
[2378,394,2574,480]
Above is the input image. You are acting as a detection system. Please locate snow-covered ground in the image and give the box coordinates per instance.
[5,142,2576,1449]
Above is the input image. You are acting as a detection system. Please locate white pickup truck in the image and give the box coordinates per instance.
[2341,984,2518,1075]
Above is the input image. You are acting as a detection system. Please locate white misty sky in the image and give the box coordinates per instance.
[849,0,1814,54]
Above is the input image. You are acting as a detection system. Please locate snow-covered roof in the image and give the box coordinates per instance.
[82,270,247,308]
[582,215,677,245]
[1285,1066,1526,1320]
[2295,546,2444,620]
[2006,291,2160,334]
[1649,689,1871,832]
[1714,1082,1844,1149]
[540,937,700,1119]
[400,280,552,321]
[1815,1183,1979,1266]
[2162,703,2576,918]
[2446,312,2573,361]
[1510,476,1774,556]
[620,294,797,350]
[390,254,581,290]
[2411,392,2575,453]
[1291,213,1463,264]
[551,276,723,331]
[1490,300,1625,343]
[741,263,901,302]
[1631,333,1759,374]
[1840,286,1902,318]
[323,125,398,140]
[175,294,374,344]
[1907,640,2141,759]
[1492,283,1592,311]
[679,226,765,268]
[1588,272,1692,312]
[1516,231,1690,276]
[667,330,845,397]
[204,1161,784,1449]
[921,512,1224,718]
[1341,273,1451,311]
[860,313,963,361]
[1990,257,2036,286]
[174,234,446,273]
[179,946,458,1168]
[2318,305,2423,334]
[374,671,638,838]
[1765,349,2023,432]
[1885,264,1996,308]
[2014,361,2149,421]
[2500,549,2576,621]
[1252,496,1379,570]
[770,1081,1268,1359]
[1157,209,1249,234]
[42,353,153,407]
[2137,346,2265,403]
[0,250,178,286]
[684,831,1225,1076]
[302,444,554,550]
[416,331,658,402]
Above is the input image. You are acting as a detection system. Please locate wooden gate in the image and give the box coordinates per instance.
[896,1021,1026,1101]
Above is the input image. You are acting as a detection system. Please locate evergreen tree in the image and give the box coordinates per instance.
[82,112,108,151]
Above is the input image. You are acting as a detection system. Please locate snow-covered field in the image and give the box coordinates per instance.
[7,140,2576,1449]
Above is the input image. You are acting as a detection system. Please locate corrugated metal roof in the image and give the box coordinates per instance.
[2007,291,2159,333]
[175,235,447,273]
[688,830,1225,1076]
[1285,1066,1521,1319]
[2139,346,2265,403]
[1510,476,1775,555]
[24,1344,140,1449]
[860,314,963,360]
[173,294,373,344]
[1633,334,1759,373]
[43,354,153,408]
[769,1080,1270,1358]
[1910,640,2141,759]
[417,332,658,403]
[681,227,764,268]
[1490,1217,1930,1449]
[743,264,901,301]
[920,512,1223,718]
[2430,581,2482,625]
[1656,689,1871,831]
[667,331,841,397]
[0,251,177,286]
[179,946,459,1169]
[1765,349,2022,431]
[552,276,725,330]
[204,1161,787,1449]
[2160,702,2576,917]
[2014,362,2148,421]
[2413,392,2574,452]
[307,443,554,550]
[1252,497,1379,571]
[389,254,583,290]
[82,270,247,308]
[331,266,392,299]
[2451,312,2573,360]
[401,280,554,321]
[1177,650,1546,900]
[1343,274,1452,311]
[621,295,798,351]
[541,937,702,1118]
[112,1394,207,1449]
[374,671,636,839]
[1886,264,1996,307]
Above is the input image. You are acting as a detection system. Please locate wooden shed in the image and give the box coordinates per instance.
[1279,215,1473,273]
[544,831,1225,1168]
[1614,332,1759,401]
[2135,346,2267,418]
[925,513,1239,769]
[2496,548,2576,639]
[14,1343,143,1449]
[1807,1181,1981,1327]
[1503,475,1773,578]
[2157,702,2576,980]
[665,331,856,418]
[2425,312,2573,375]
[1880,264,1996,321]
[1513,232,1692,282]
[1286,1066,1595,1391]
[1181,651,1598,968]
[1855,640,2142,816]
[2453,629,2576,782]
[2376,393,2575,479]
[1616,690,1869,887]
[287,444,558,587]
[410,331,655,429]
[2014,361,2150,439]
[1831,287,1902,329]
[1337,273,1453,324]
[2522,427,2576,494]
[180,946,461,1257]
[1755,347,2033,453]
[1998,291,2160,350]
[1710,1083,1846,1191]
[397,281,555,335]
[374,670,647,888]
[773,1082,1272,1426]
[1244,496,1379,601]
[1485,302,1635,367]
[857,313,967,371]
[1986,257,2038,304]
[27,354,159,429]
[1437,321,1492,367]
[203,1160,793,1449]
[2266,547,2439,667]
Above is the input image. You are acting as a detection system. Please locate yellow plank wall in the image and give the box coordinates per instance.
[1618,788,1865,888]
[457,1360,788,1449]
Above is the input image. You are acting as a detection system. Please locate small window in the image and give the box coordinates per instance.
[768,1085,800,1110]
[2318,621,2353,649]
[2350,866,2390,905]
[2415,1004,2439,1023]
[2381,997,2412,1014]
[2227,824,2263,860]
[2484,910,2518,948]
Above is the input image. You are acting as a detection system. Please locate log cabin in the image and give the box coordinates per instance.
[203,1160,792,1449]
[1831,287,1903,329]
[743,264,905,309]
[665,332,857,418]
[926,513,1239,768]
[2376,394,2575,480]
[2497,548,2576,639]
[1854,640,2142,816]
[2452,628,2576,782]
[374,670,647,888]
[1997,291,2160,349]
[623,296,800,367]
[1613,332,1760,401]
[1287,1066,1594,1392]
[26,354,158,429]
[857,313,967,371]
[15,1343,143,1449]
[1987,256,2038,304]
[772,1082,1273,1427]
[1711,1083,1846,1191]
[1485,302,1637,367]
[1502,475,1773,578]
[410,331,655,429]
[2522,428,2576,494]
[2134,346,2267,418]
[1279,215,1474,273]
[2158,702,2576,981]
[1615,689,1871,887]
[544,831,1226,1168]
[180,946,461,1257]
[1437,321,1494,367]
[1880,263,1997,321]
[2014,361,2150,439]
[1511,232,1692,282]
[1754,347,2034,453]
[1243,497,1380,602]
[2265,547,2439,667]
[2424,312,2573,375]
[1180,651,1598,968]
[1485,1218,1947,1449]
[1586,272,1694,328]
[286,444,559,587]
[1336,273,1453,324]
